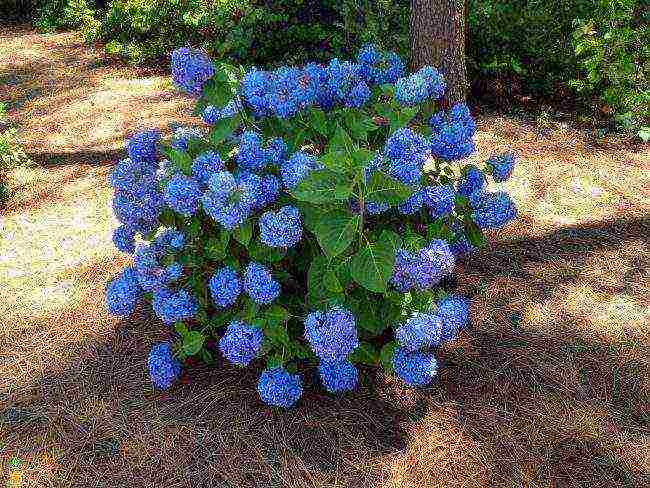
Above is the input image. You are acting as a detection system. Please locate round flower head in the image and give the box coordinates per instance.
[202,171,257,230]
[242,68,272,116]
[164,263,183,282]
[170,126,203,152]
[411,239,455,289]
[395,313,443,352]
[393,347,438,387]
[450,233,477,258]
[237,171,279,211]
[398,188,427,215]
[170,47,215,97]
[424,185,455,218]
[257,367,303,408]
[125,129,160,165]
[209,266,242,308]
[390,249,418,292]
[192,151,224,186]
[112,224,136,254]
[318,359,358,393]
[155,229,185,250]
[163,174,202,217]
[344,79,371,108]
[456,165,486,206]
[259,206,302,248]
[152,287,198,325]
[280,151,322,190]
[304,308,359,360]
[243,262,280,305]
[148,342,181,390]
[264,137,287,166]
[384,128,428,186]
[486,153,516,182]
[202,98,241,124]
[218,321,263,366]
[237,131,267,171]
[472,191,517,229]
[436,295,470,343]
[430,103,476,161]
[106,267,142,317]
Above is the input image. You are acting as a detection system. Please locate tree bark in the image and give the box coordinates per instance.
[410,0,468,105]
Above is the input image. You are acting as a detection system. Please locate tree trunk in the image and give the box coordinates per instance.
[410,0,468,105]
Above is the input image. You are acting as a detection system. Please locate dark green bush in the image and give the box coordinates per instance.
[34,0,97,32]
[1,0,41,24]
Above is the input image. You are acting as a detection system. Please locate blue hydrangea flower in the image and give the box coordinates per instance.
[366,200,390,215]
[201,98,241,124]
[357,44,405,85]
[156,229,185,250]
[259,206,302,248]
[236,171,279,211]
[280,151,322,190]
[257,367,303,408]
[106,267,142,316]
[152,287,198,325]
[472,191,517,229]
[237,131,267,171]
[148,342,182,390]
[218,321,263,366]
[170,126,203,152]
[344,79,371,108]
[430,103,476,161]
[202,171,257,230]
[243,262,280,305]
[264,137,287,166]
[398,188,427,215]
[163,173,202,217]
[436,295,470,343]
[125,129,160,164]
[390,240,455,292]
[384,128,429,186]
[393,347,438,387]
[450,233,477,258]
[486,153,516,182]
[395,313,443,352]
[318,359,358,393]
[112,224,136,254]
[209,267,242,308]
[164,263,183,282]
[170,47,215,97]
[304,308,359,360]
[192,151,224,186]
[242,68,272,117]
[424,185,455,218]
[394,66,445,106]
[457,165,486,207]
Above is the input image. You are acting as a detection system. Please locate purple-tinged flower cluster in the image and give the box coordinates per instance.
[133,241,181,292]
[148,342,182,390]
[219,321,263,366]
[425,184,455,218]
[436,295,470,343]
[112,224,136,254]
[152,287,198,325]
[106,267,142,317]
[192,151,224,186]
[383,128,429,186]
[395,313,443,352]
[125,129,160,164]
[357,43,405,85]
[170,47,215,97]
[393,347,438,386]
[244,262,280,304]
[486,153,516,182]
[209,267,242,308]
[391,240,455,292]
[472,191,517,229]
[304,308,359,360]
[429,103,477,161]
[163,173,202,217]
[318,359,358,393]
[395,66,446,106]
[202,171,257,230]
[280,151,323,190]
[257,367,303,407]
[259,206,302,248]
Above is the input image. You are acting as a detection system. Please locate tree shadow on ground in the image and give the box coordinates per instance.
[3,215,649,487]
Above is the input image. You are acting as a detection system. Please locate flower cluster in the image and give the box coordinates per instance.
[106,43,520,407]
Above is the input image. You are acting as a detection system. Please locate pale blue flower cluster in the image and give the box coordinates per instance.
[219,321,263,366]
[430,103,477,161]
[280,151,323,190]
[209,267,242,308]
[148,342,182,390]
[201,171,257,230]
[170,47,215,97]
[356,43,405,85]
[391,239,455,292]
[472,191,518,229]
[395,313,443,352]
[436,295,470,343]
[105,267,142,317]
[257,367,303,407]
[163,173,202,217]
[395,66,446,106]
[304,308,359,360]
[393,347,438,387]
[259,206,302,248]
[318,359,358,393]
[152,287,198,325]
[486,153,516,182]
[243,262,280,305]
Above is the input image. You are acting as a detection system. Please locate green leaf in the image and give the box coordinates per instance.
[312,209,360,257]
[205,229,230,260]
[248,240,285,264]
[174,322,189,337]
[209,116,240,146]
[308,255,343,308]
[381,229,403,252]
[168,148,193,175]
[350,342,379,366]
[292,169,352,203]
[266,352,284,369]
[187,216,202,238]
[323,269,343,293]
[365,171,414,205]
[328,124,354,154]
[465,220,486,247]
[233,220,253,248]
[393,106,419,130]
[203,77,233,108]
[309,108,329,137]
[379,341,399,373]
[265,305,289,328]
[350,234,396,293]
[200,348,214,365]
[182,331,205,356]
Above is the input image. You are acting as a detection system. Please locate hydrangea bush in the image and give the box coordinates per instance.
[106,44,518,407]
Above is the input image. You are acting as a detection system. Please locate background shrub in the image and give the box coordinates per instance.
[34,0,97,32]
[0,102,32,207]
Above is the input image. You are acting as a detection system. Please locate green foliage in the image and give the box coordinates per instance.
[0,102,31,208]
[34,0,96,32]
[570,0,649,137]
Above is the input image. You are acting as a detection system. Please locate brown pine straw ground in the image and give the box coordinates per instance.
[1,26,649,488]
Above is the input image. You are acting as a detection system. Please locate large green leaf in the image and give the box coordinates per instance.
[379,341,399,373]
[204,229,230,261]
[292,169,352,203]
[365,171,414,205]
[349,342,379,366]
[308,255,344,308]
[233,220,253,248]
[248,240,285,264]
[209,115,240,146]
[350,234,396,293]
[312,209,360,258]
[182,330,205,356]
